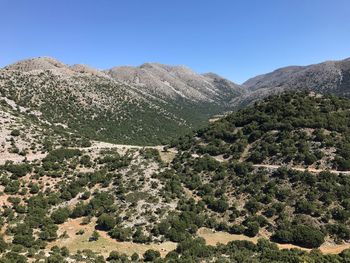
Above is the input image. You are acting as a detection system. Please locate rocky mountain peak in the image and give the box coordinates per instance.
[3,56,67,72]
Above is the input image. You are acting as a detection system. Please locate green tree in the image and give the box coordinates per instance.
[97,213,116,231]
[143,249,160,261]
[51,208,70,224]
[244,222,260,237]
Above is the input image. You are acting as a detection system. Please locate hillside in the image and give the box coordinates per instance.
[0,57,243,145]
[170,92,350,249]
[3,56,350,147]
[0,96,90,164]
[2,92,350,262]
[235,57,350,107]
[106,63,244,102]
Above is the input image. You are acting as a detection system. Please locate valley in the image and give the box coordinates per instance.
[2,90,350,261]
[0,57,243,145]
[2,56,350,262]
[2,56,350,147]
[3,1,350,261]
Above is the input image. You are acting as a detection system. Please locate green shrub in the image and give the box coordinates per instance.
[10,129,20,136]
[44,148,81,162]
[97,213,116,231]
[143,249,161,261]
[51,208,70,224]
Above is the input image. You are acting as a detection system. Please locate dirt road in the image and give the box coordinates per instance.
[252,164,350,174]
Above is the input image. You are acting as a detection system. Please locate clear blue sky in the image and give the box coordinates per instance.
[1,0,350,83]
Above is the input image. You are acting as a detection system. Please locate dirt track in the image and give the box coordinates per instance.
[0,141,176,165]
[252,164,350,174]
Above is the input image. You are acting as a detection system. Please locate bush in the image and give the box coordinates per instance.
[273,225,324,248]
[140,148,162,162]
[206,197,229,213]
[40,224,58,241]
[109,227,132,241]
[176,237,211,258]
[10,129,20,136]
[291,225,325,248]
[44,148,81,162]
[51,208,70,224]
[133,227,149,243]
[131,252,139,261]
[334,156,350,171]
[4,163,32,177]
[229,225,245,234]
[244,199,262,214]
[143,249,161,261]
[327,224,350,240]
[0,236,8,253]
[89,230,100,241]
[244,222,260,237]
[107,251,128,261]
[3,252,27,263]
[272,229,293,244]
[97,213,116,231]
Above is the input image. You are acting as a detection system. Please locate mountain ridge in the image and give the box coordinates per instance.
[105,62,244,103]
[236,57,350,107]
[3,56,244,103]
[3,55,350,143]
[0,57,244,145]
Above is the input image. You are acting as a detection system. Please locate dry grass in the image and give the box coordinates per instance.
[159,150,176,163]
[198,227,350,254]
[198,227,260,246]
[48,218,177,257]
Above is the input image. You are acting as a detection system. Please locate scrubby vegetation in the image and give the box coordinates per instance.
[173,91,350,169]
[0,69,230,145]
[1,91,350,261]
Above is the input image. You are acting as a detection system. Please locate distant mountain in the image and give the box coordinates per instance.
[0,57,243,145]
[235,57,350,107]
[105,63,244,103]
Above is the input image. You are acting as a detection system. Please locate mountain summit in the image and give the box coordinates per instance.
[4,57,67,72]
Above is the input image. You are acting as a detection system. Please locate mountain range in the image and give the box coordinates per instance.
[0,57,244,145]
[236,57,350,107]
[1,56,350,144]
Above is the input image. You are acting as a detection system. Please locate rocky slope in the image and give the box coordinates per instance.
[234,57,350,107]
[106,63,244,103]
[0,57,243,145]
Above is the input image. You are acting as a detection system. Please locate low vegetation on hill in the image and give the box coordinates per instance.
[1,92,350,262]
[175,91,350,169]
[169,92,350,247]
